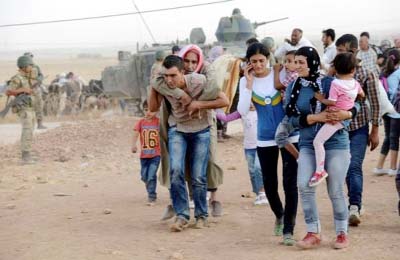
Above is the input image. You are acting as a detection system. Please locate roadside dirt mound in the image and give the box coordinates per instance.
[0,117,138,164]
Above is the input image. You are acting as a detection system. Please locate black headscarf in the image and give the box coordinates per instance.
[286,47,321,117]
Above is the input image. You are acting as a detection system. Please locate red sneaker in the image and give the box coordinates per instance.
[309,170,328,187]
[333,231,349,249]
[296,232,321,249]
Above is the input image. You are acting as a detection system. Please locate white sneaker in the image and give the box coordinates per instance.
[372,167,389,176]
[258,193,269,205]
[388,169,398,176]
[189,199,195,209]
[254,193,269,205]
[349,205,361,226]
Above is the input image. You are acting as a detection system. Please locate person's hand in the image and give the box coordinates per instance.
[307,110,329,125]
[131,146,137,153]
[368,127,379,151]
[326,107,351,123]
[187,100,201,116]
[24,88,33,95]
[179,92,192,106]
[244,63,254,90]
[273,64,283,72]
[327,66,336,77]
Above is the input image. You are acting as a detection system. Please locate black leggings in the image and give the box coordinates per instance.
[257,145,298,235]
[380,116,400,155]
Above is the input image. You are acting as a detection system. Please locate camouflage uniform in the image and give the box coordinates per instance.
[7,72,36,157]
[28,64,45,127]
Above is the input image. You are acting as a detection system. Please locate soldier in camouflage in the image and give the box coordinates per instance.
[6,56,37,164]
[24,52,47,129]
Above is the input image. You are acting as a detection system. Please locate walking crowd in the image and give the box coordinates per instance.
[6,23,400,251]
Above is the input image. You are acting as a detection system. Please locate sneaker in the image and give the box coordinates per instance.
[147,197,156,206]
[254,193,269,205]
[348,205,361,226]
[170,217,189,232]
[283,233,296,246]
[161,204,175,221]
[372,167,389,176]
[189,199,195,209]
[388,169,398,176]
[309,170,328,187]
[274,219,284,236]
[296,232,321,249]
[333,231,349,249]
[194,216,209,229]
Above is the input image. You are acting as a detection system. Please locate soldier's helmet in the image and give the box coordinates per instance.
[23,52,34,58]
[155,50,166,61]
[17,56,34,68]
[232,8,241,15]
[261,37,275,51]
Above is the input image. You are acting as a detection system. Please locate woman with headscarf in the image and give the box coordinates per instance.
[178,44,206,74]
[237,43,299,246]
[286,47,356,250]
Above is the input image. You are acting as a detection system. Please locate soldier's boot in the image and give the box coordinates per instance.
[21,151,36,165]
[37,119,47,129]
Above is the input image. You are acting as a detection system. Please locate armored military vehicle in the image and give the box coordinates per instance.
[101,8,287,115]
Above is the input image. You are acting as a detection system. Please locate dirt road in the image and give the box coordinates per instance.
[0,116,399,260]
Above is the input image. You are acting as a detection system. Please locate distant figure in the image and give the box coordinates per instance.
[245,37,259,47]
[261,36,276,53]
[321,28,336,73]
[24,52,47,129]
[151,50,166,80]
[171,45,181,55]
[261,37,277,66]
[5,56,37,164]
[207,46,224,63]
[274,28,314,59]
[131,102,161,205]
[357,32,379,76]
[395,36,400,50]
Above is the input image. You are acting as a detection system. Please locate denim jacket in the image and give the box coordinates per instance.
[287,76,350,150]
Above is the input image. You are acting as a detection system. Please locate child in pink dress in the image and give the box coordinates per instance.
[309,53,365,187]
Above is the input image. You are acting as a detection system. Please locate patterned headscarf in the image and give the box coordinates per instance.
[178,44,204,73]
[286,47,321,116]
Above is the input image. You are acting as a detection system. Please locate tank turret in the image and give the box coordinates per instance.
[215,8,287,43]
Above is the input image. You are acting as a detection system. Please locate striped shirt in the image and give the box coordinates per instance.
[357,48,379,76]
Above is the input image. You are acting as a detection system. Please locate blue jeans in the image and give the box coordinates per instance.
[140,156,160,200]
[244,148,263,194]
[298,148,350,234]
[168,126,210,220]
[347,125,369,210]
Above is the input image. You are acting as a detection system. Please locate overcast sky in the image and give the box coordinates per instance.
[0,0,399,52]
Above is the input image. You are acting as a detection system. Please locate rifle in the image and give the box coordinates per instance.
[0,94,32,118]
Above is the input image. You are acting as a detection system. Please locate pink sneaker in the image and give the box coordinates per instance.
[333,231,349,249]
[309,170,328,187]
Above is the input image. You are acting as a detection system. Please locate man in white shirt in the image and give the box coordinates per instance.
[321,28,336,74]
[274,28,314,60]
